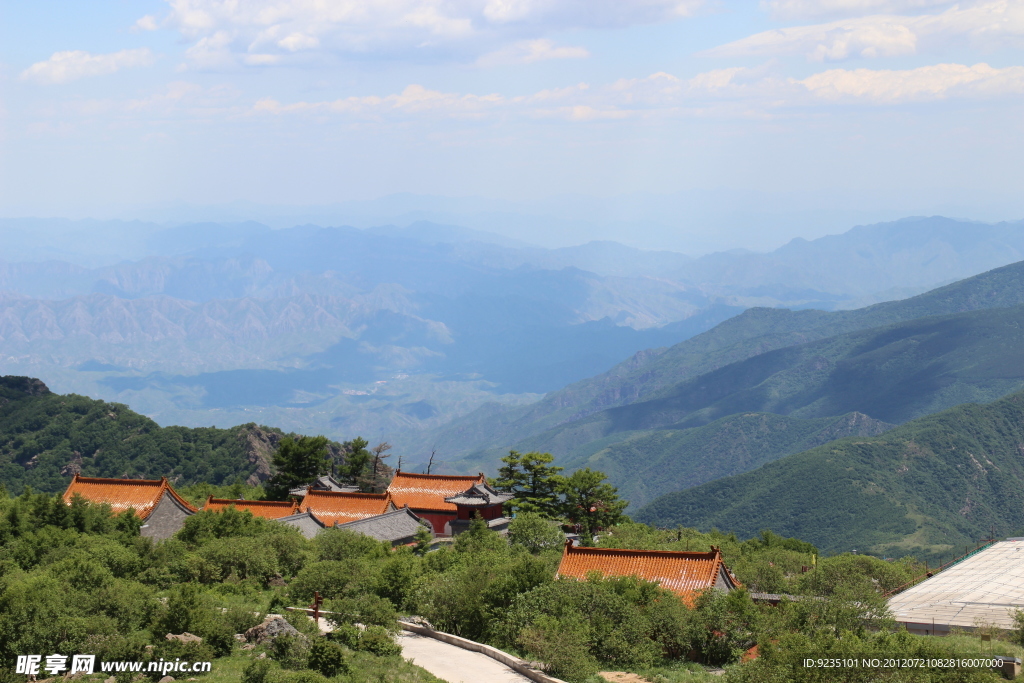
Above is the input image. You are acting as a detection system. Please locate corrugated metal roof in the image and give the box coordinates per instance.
[387,471,485,512]
[299,490,395,526]
[556,543,737,602]
[889,540,1024,629]
[203,497,299,519]
[62,474,197,520]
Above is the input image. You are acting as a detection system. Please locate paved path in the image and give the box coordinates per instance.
[396,631,533,683]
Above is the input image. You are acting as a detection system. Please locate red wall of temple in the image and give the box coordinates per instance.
[456,504,504,520]
[415,511,455,534]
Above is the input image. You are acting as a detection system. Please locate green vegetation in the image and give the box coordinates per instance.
[0,484,1015,683]
[266,436,331,500]
[0,490,443,683]
[559,411,893,510]
[0,376,381,497]
[437,258,1024,468]
[637,389,1024,560]
[495,450,564,517]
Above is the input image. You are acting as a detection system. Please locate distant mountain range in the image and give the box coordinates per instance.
[433,257,1024,470]
[2,214,1024,457]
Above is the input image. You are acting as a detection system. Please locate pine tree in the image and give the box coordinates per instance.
[264,435,330,500]
[494,450,563,518]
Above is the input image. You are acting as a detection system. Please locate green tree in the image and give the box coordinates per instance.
[494,450,563,517]
[337,437,372,483]
[558,468,627,546]
[508,512,565,553]
[265,436,330,500]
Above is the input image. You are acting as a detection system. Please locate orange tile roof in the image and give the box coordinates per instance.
[556,543,740,603]
[386,471,486,512]
[203,497,300,519]
[299,490,395,526]
[62,474,197,520]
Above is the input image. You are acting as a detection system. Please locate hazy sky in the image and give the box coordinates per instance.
[2,0,1024,240]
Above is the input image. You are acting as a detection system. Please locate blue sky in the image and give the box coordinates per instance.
[2,0,1024,250]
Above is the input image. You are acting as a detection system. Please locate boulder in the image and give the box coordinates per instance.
[244,615,304,646]
[165,632,203,644]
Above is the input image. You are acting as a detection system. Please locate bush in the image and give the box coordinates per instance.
[358,625,402,657]
[327,593,398,632]
[198,536,281,585]
[242,658,274,683]
[308,637,349,677]
[290,560,376,602]
[314,528,388,562]
[271,633,310,670]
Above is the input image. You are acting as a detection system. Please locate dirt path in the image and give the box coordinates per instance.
[395,631,535,683]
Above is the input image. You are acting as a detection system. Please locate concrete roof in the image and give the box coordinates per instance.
[889,540,1024,630]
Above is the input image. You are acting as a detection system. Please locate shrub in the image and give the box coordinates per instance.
[314,528,389,562]
[242,658,274,683]
[308,637,349,677]
[271,634,310,670]
[358,625,402,657]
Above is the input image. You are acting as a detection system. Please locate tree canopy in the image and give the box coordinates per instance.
[265,435,330,500]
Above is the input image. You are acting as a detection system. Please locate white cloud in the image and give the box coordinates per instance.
[247,61,1024,125]
[710,1,1024,62]
[20,49,154,84]
[762,0,954,21]
[154,0,702,68]
[477,39,588,66]
[797,62,1024,101]
[134,15,160,31]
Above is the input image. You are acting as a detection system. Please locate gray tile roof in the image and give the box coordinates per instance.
[277,510,326,539]
[443,482,514,507]
[335,507,431,544]
[289,475,359,498]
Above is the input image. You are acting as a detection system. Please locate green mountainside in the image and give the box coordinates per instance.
[558,411,893,510]
[635,390,1024,560]
[0,376,299,494]
[432,259,1024,465]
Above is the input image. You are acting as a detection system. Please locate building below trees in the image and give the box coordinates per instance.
[62,474,197,540]
[556,542,741,604]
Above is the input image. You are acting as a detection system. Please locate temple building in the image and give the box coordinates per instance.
[337,506,433,546]
[556,543,741,604]
[444,482,514,535]
[288,474,359,498]
[202,497,300,519]
[62,474,197,540]
[298,489,396,527]
[386,471,487,534]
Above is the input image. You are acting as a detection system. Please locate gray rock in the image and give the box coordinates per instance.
[165,632,203,644]
[244,615,305,646]
[158,677,175,683]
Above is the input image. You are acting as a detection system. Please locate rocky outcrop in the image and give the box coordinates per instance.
[243,615,305,646]
[237,425,282,486]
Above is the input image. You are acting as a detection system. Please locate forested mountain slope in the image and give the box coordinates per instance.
[635,390,1024,560]
[431,258,1024,463]
[0,376,308,494]
[557,411,893,510]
